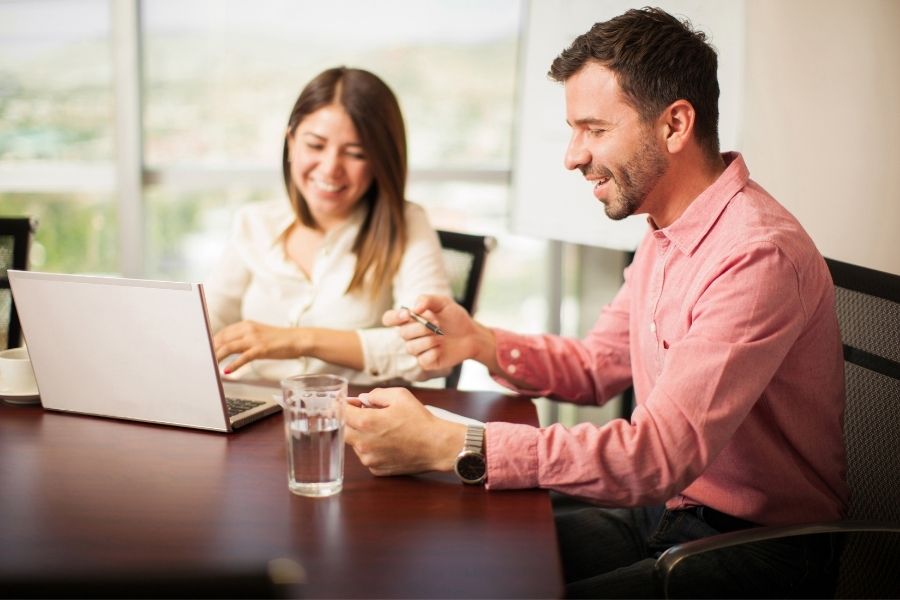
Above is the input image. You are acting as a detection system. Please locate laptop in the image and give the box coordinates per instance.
[8,270,281,432]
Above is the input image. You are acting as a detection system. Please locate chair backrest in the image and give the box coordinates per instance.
[437,229,495,388]
[0,217,37,350]
[825,257,900,597]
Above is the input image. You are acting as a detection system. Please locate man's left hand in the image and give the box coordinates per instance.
[344,388,466,476]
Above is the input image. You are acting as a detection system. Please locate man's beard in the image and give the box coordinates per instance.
[590,136,668,221]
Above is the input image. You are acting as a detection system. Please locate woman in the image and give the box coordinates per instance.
[205,67,450,384]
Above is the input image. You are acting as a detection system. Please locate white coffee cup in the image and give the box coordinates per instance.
[0,347,38,396]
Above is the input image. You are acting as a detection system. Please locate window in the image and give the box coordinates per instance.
[1,0,547,390]
[0,0,114,274]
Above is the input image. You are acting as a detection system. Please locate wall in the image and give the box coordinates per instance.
[741,0,900,275]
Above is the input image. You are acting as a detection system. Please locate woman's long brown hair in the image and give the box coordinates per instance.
[282,67,407,298]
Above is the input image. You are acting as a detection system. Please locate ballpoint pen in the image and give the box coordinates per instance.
[400,306,446,336]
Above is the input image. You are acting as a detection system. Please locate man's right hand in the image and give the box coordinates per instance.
[383,295,500,374]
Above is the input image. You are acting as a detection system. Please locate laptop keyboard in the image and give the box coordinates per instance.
[225,397,266,418]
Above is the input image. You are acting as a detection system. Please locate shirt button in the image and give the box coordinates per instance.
[510,348,521,359]
[649,322,656,333]
[506,364,517,375]
[370,368,380,376]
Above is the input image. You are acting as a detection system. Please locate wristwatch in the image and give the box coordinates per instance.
[454,425,487,485]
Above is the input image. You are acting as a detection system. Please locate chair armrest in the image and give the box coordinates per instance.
[655,520,900,597]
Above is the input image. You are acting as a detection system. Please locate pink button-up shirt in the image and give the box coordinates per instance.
[485,153,848,526]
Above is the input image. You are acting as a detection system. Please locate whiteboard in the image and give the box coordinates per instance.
[511,0,746,250]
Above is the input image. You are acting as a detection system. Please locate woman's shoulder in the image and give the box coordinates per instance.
[402,200,435,227]
[403,200,425,213]
[399,201,445,252]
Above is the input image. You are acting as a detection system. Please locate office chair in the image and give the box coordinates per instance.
[655,257,900,598]
[618,251,637,420]
[436,229,495,389]
[0,217,37,350]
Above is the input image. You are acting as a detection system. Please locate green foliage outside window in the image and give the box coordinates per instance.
[0,193,117,275]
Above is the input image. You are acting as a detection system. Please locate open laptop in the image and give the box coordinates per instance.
[8,270,281,432]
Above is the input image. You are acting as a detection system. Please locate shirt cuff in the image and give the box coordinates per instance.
[490,328,554,397]
[485,422,541,490]
[356,327,430,382]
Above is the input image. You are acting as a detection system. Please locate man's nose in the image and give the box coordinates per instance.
[563,135,590,172]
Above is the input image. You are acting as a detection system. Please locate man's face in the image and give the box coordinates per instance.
[563,62,667,220]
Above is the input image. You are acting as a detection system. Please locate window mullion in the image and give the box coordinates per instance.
[112,0,145,277]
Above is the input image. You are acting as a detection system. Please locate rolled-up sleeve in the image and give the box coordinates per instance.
[356,327,434,381]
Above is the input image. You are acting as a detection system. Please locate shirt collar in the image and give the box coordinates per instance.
[656,151,750,256]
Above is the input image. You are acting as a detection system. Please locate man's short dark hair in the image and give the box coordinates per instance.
[549,7,720,158]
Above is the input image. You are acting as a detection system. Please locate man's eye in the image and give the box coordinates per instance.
[588,129,606,137]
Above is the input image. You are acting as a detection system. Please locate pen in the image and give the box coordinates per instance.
[400,306,446,336]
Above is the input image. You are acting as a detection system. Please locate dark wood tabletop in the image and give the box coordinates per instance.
[0,386,563,598]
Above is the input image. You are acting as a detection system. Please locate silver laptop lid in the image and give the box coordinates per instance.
[8,270,260,432]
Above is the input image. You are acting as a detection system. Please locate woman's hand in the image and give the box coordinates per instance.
[213,320,305,373]
[383,295,500,373]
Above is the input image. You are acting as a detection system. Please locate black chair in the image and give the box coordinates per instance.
[0,217,37,350]
[654,257,900,598]
[437,229,495,389]
[618,250,637,420]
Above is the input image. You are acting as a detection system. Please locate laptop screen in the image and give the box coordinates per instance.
[9,271,276,431]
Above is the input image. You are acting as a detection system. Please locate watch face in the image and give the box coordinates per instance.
[456,452,486,484]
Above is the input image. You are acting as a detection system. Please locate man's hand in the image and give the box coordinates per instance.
[383,295,500,373]
[344,388,466,476]
[213,320,304,373]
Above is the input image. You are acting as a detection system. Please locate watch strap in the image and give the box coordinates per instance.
[463,424,485,455]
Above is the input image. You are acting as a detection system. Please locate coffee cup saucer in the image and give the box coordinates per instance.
[0,388,41,404]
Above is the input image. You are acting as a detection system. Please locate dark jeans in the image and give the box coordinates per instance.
[553,494,839,599]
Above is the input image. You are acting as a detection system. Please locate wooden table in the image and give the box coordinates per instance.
[0,387,563,598]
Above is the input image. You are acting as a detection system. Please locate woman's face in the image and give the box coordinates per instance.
[287,103,374,228]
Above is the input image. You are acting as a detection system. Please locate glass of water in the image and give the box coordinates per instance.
[281,374,347,497]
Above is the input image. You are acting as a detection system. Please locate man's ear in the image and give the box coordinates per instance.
[660,99,695,154]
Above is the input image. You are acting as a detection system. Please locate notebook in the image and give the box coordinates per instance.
[8,270,281,432]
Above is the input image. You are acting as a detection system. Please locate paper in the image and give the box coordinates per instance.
[425,405,484,427]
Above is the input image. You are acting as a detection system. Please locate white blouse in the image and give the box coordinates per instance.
[204,199,451,384]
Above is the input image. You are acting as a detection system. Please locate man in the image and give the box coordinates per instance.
[344,7,847,598]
